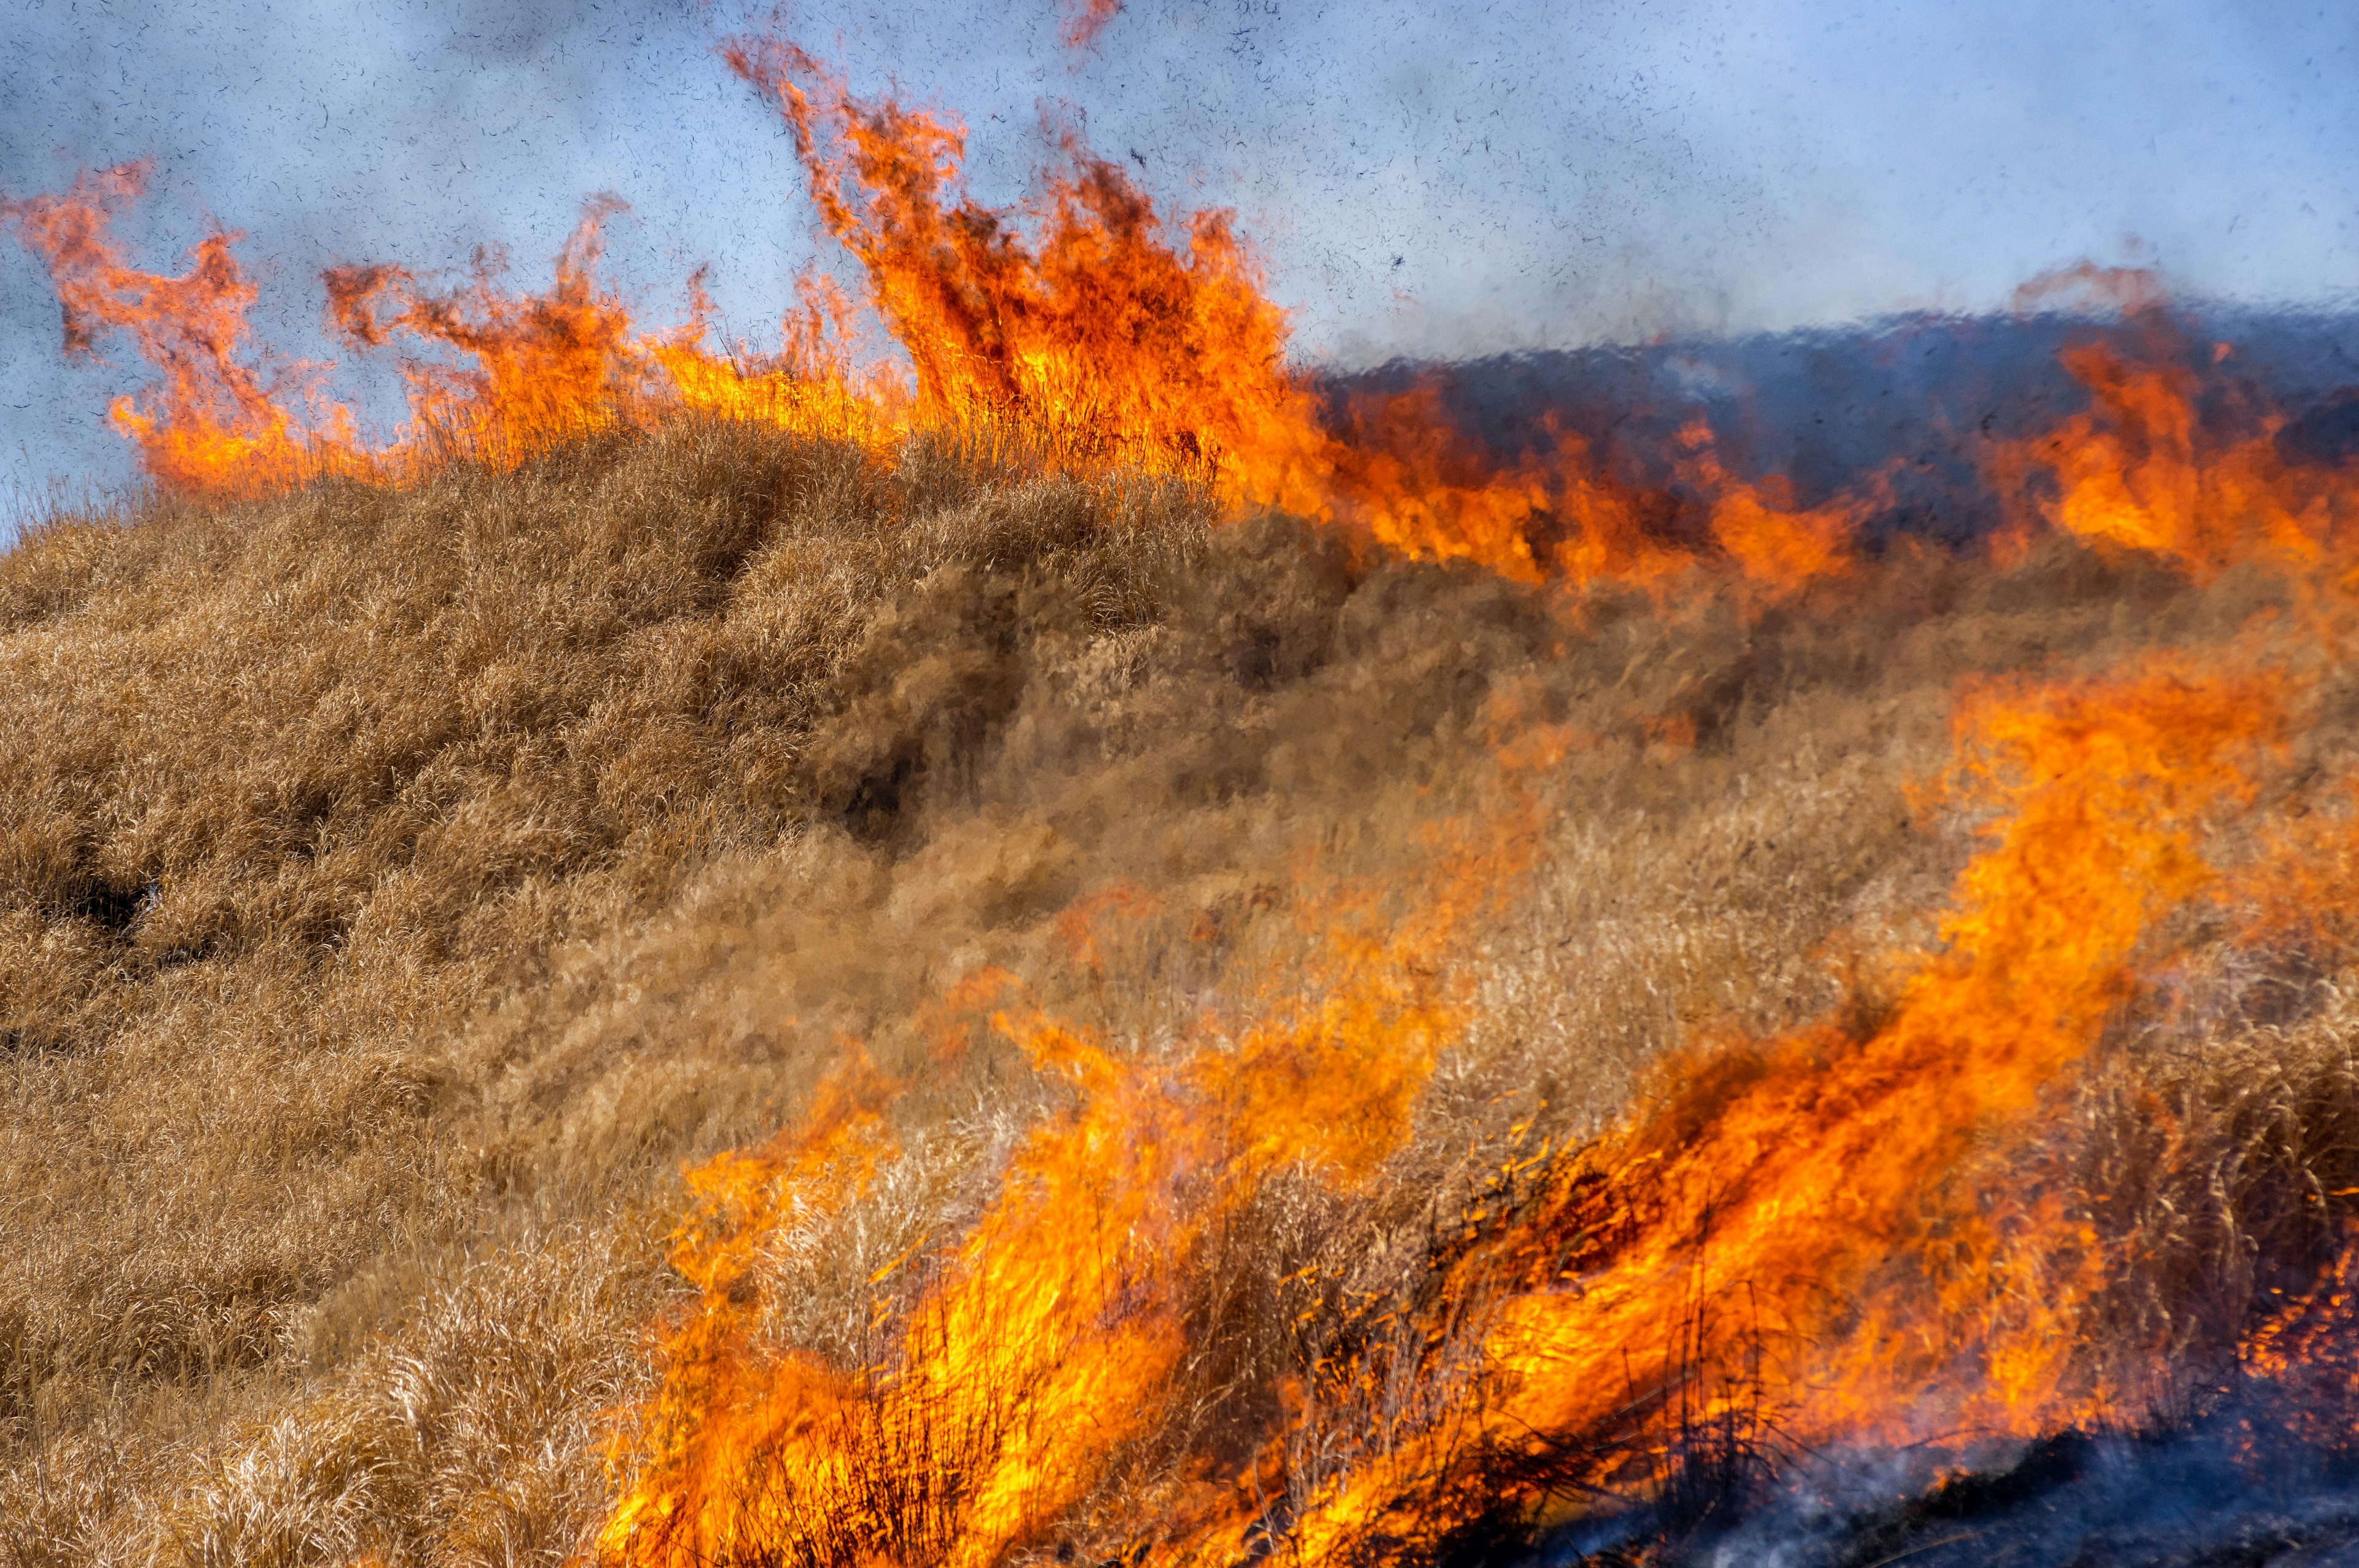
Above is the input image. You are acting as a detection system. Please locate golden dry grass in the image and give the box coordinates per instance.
[1,414,2350,1566]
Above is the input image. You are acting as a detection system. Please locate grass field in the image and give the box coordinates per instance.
[5,404,2356,1566]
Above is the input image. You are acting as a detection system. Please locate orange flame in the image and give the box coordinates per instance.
[600,771,1557,1567]
[721,38,1863,593]
[1676,418,1872,596]
[35,52,2349,607]
[1273,662,2290,1558]
[322,196,662,461]
[0,162,338,493]
[14,37,2359,1565]
[600,1054,902,1557]
[727,39,1315,482]
[1987,304,2359,577]
[599,657,2302,1566]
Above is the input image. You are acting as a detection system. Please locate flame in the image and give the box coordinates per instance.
[0,162,338,494]
[0,170,711,491]
[321,196,662,461]
[598,656,2304,1566]
[727,39,1318,488]
[599,1056,901,1556]
[600,766,1560,1567]
[1987,307,2359,578]
[1676,418,1871,596]
[15,33,2359,1562]
[719,40,1857,595]
[1275,661,2290,1558]
[28,48,2348,607]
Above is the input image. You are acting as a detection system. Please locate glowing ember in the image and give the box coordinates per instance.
[1062,0,1122,51]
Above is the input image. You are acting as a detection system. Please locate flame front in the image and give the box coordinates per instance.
[15,41,2344,599]
[1280,664,2291,1557]
[1,43,1890,596]
[600,784,1553,1567]
[597,650,2328,1565]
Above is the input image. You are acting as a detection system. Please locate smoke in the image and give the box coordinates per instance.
[6,0,2355,509]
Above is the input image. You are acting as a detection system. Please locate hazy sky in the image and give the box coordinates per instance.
[3,0,2355,501]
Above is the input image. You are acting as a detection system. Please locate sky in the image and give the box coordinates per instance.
[2,0,2355,505]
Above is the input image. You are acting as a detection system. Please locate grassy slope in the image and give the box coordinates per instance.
[0,417,2332,1566]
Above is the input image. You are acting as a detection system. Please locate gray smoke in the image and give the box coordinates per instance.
[5,0,2354,516]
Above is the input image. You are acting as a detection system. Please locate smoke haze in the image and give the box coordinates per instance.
[4,0,2355,500]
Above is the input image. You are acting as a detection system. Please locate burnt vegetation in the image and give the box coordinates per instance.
[2,407,2359,1568]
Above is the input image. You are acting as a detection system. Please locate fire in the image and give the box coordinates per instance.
[0,168,713,492]
[725,39,1323,495]
[22,37,2350,605]
[600,784,1555,1568]
[0,162,335,494]
[321,197,661,463]
[3,42,1888,598]
[12,25,2359,1564]
[599,646,2312,1565]
[1278,662,2291,1558]
[722,39,1874,594]
[1987,306,2359,577]
[598,1058,901,1559]
[1676,418,1870,596]
[0,165,909,495]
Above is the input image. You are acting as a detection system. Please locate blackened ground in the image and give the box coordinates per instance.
[1524,1422,2359,1567]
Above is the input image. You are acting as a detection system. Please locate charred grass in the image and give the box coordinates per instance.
[1,415,2354,1566]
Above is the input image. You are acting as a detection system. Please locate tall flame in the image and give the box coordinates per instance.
[1279,662,2290,1558]
[2,45,1892,598]
[722,39,1879,592]
[604,641,2340,1556]
[601,776,1558,1568]
[0,162,334,493]
[17,43,2351,606]
[601,653,2308,1566]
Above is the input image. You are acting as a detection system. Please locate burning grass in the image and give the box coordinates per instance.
[9,26,2359,1567]
[1,397,2355,1566]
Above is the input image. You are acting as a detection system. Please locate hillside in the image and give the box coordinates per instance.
[9,29,2359,1566]
[2,404,2357,1566]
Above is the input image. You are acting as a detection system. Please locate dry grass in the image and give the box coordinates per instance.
[1,413,2348,1566]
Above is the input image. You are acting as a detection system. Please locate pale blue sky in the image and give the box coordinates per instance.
[3,0,2354,505]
